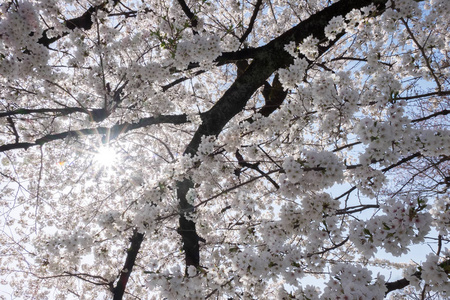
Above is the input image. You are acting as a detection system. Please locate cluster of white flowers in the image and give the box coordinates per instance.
[324,16,345,40]
[185,188,197,205]
[276,192,340,248]
[35,229,94,269]
[347,166,387,198]
[344,8,366,35]
[130,62,170,84]
[420,253,450,294]
[322,264,387,299]
[281,151,344,195]
[145,266,205,299]
[391,0,421,18]
[355,117,404,166]
[293,285,321,300]
[355,97,450,168]
[301,193,339,221]
[174,34,221,68]
[356,118,396,146]
[278,57,308,89]
[97,210,122,227]
[429,196,450,236]
[132,188,164,230]
[403,251,450,294]
[0,1,49,78]
[284,41,298,57]
[306,72,360,135]
[197,135,216,157]
[298,35,320,60]
[425,0,450,27]
[411,128,450,156]
[350,196,432,257]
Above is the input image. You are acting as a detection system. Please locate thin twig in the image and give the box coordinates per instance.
[401,18,442,92]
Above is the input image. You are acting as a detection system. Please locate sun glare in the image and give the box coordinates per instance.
[94,146,118,167]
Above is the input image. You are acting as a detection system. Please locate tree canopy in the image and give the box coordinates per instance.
[0,0,449,299]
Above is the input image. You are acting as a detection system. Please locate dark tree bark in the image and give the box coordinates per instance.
[112,230,145,300]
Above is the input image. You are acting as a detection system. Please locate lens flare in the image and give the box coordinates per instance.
[94,146,117,167]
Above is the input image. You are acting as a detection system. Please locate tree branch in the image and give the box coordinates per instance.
[385,258,450,295]
[400,18,442,92]
[0,107,87,118]
[239,0,263,43]
[6,117,20,143]
[38,0,121,47]
[381,152,421,173]
[177,178,201,270]
[411,109,450,123]
[235,150,280,189]
[0,114,188,152]
[112,230,145,300]
[394,90,450,101]
[336,204,379,215]
[177,0,198,34]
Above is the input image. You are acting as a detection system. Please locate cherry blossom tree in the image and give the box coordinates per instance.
[0,0,449,299]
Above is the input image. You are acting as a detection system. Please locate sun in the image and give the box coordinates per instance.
[93,146,118,167]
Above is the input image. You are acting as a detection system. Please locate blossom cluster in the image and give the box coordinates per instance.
[322,264,387,299]
[350,196,432,257]
[419,253,450,294]
[174,34,222,68]
[281,151,344,196]
[297,35,320,60]
[0,1,49,78]
[429,196,450,236]
[347,166,386,198]
[356,111,450,167]
[324,16,345,40]
[278,57,308,89]
[35,229,94,270]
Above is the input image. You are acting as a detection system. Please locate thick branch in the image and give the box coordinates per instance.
[186,0,388,155]
[239,0,263,43]
[177,179,201,269]
[38,0,120,47]
[0,107,86,118]
[6,117,20,143]
[257,73,288,118]
[0,114,188,152]
[214,47,262,64]
[385,259,450,295]
[112,230,144,300]
[177,0,198,33]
